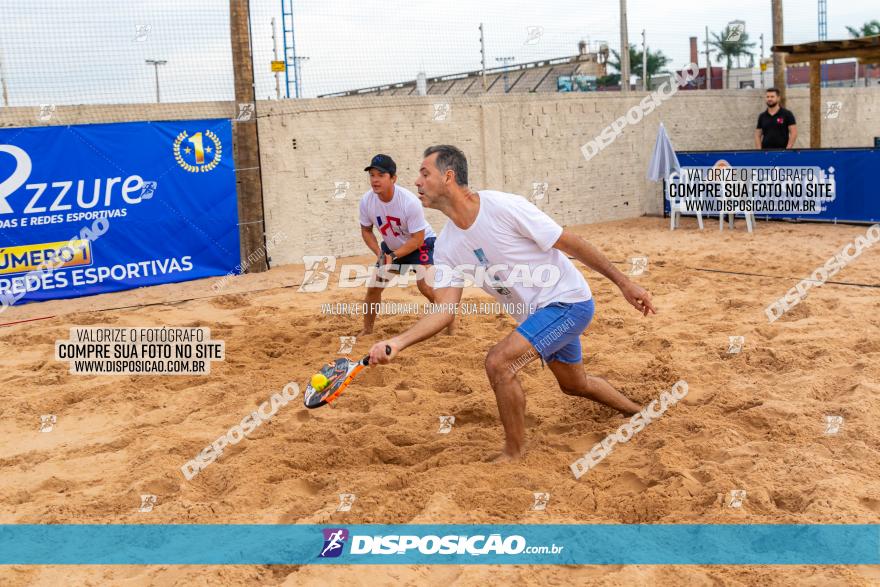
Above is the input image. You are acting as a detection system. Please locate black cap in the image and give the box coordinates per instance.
[364,154,396,175]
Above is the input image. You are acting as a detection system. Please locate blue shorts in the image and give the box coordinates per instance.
[515,299,595,364]
[379,237,435,274]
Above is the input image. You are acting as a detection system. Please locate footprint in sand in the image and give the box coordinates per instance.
[285,478,322,497]
[210,294,249,309]
[385,433,421,448]
[772,491,810,513]
[688,469,713,484]
[566,432,605,454]
[452,406,494,425]
[394,388,416,402]
[139,476,182,497]
[860,497,880,513]
[358,368,386,386]
[618,471,649,493]
[679,384,712,406]
[435,373,475,396]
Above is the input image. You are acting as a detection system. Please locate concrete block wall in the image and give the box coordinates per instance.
[2,87,877,266]
[256,97,489,265]
[259,87,880,264]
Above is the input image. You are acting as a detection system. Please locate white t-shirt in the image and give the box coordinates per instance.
[433,190,592,323]
[358,185,436,251]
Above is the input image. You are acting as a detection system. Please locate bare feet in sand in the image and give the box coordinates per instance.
[489,450,525,463]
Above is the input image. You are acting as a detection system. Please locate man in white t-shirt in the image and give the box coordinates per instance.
[358,154,450,335]
[367,145,656,462]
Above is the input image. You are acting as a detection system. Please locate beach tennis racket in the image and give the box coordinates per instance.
[303,345,392,409]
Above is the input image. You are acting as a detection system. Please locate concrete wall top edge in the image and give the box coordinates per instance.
[0,101,236,128]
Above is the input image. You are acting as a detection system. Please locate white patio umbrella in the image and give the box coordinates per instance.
[647,122,681,181]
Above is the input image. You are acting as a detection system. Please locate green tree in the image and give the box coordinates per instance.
[596,73,620,89]
[846,20,880,80]
[607,44,672,90]
[846,20,880,37]
[709,25,757,89]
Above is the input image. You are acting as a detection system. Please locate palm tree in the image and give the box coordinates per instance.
[709,25,757,89]
[608,44,672,90]
[846,21,880,81]
[846,20,880,38]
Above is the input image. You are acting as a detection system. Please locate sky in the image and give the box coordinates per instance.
[0,0,876,105]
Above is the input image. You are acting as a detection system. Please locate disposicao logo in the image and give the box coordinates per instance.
[319,528,349,558]
[319,531,533,556]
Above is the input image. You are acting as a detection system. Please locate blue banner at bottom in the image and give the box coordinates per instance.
[1,524,878,565]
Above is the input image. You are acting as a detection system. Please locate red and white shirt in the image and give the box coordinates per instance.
[358,184,436,250]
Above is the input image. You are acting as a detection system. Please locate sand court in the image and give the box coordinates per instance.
[2,217,879,584]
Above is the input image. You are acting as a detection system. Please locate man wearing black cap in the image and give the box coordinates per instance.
[358,154,450,335]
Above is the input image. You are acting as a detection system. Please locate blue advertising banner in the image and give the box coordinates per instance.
[663,148,880,223]
[0,524,878,565]
[0,119,239,307]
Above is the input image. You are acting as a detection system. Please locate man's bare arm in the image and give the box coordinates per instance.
[553,229,656,316]
[754,129,763,149]
[392,229,425,258]
[360,225,381,257]
[368,279,462,364]
[553,229,629,287]
[787,124,798,149]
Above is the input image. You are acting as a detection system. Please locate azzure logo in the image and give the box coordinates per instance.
[0,143,149,215]
[319,528,349,558]
[0,144,32,214]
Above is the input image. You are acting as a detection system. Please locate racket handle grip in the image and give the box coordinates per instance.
[362,345,393,366]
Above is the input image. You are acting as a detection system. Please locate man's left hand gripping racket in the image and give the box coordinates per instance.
[303,345,391,409]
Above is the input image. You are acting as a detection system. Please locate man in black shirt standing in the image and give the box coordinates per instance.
[755,88,798,149]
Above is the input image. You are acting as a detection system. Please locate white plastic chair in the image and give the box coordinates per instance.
[719,211,754,232]
[718,177,755,233]
[670,198,704,230]
[668,174,704,230]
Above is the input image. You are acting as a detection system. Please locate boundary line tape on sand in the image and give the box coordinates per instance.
[0,315,57,328]
[687,266,880,289]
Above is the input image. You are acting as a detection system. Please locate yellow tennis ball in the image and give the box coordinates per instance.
[311,373,329,391]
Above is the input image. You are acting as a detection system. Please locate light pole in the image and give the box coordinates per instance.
[271,18,281,100]
[145,59,167,103]
[479,23,487,91]
[619,0,630,92]
[771,0,785,103]
[704,26,712,90]
[641,29,648,90]
[760,33,765,88]
[0,44,9,107]
[495,56,514,92]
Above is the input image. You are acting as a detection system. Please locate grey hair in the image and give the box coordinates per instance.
[423,144,468,186]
